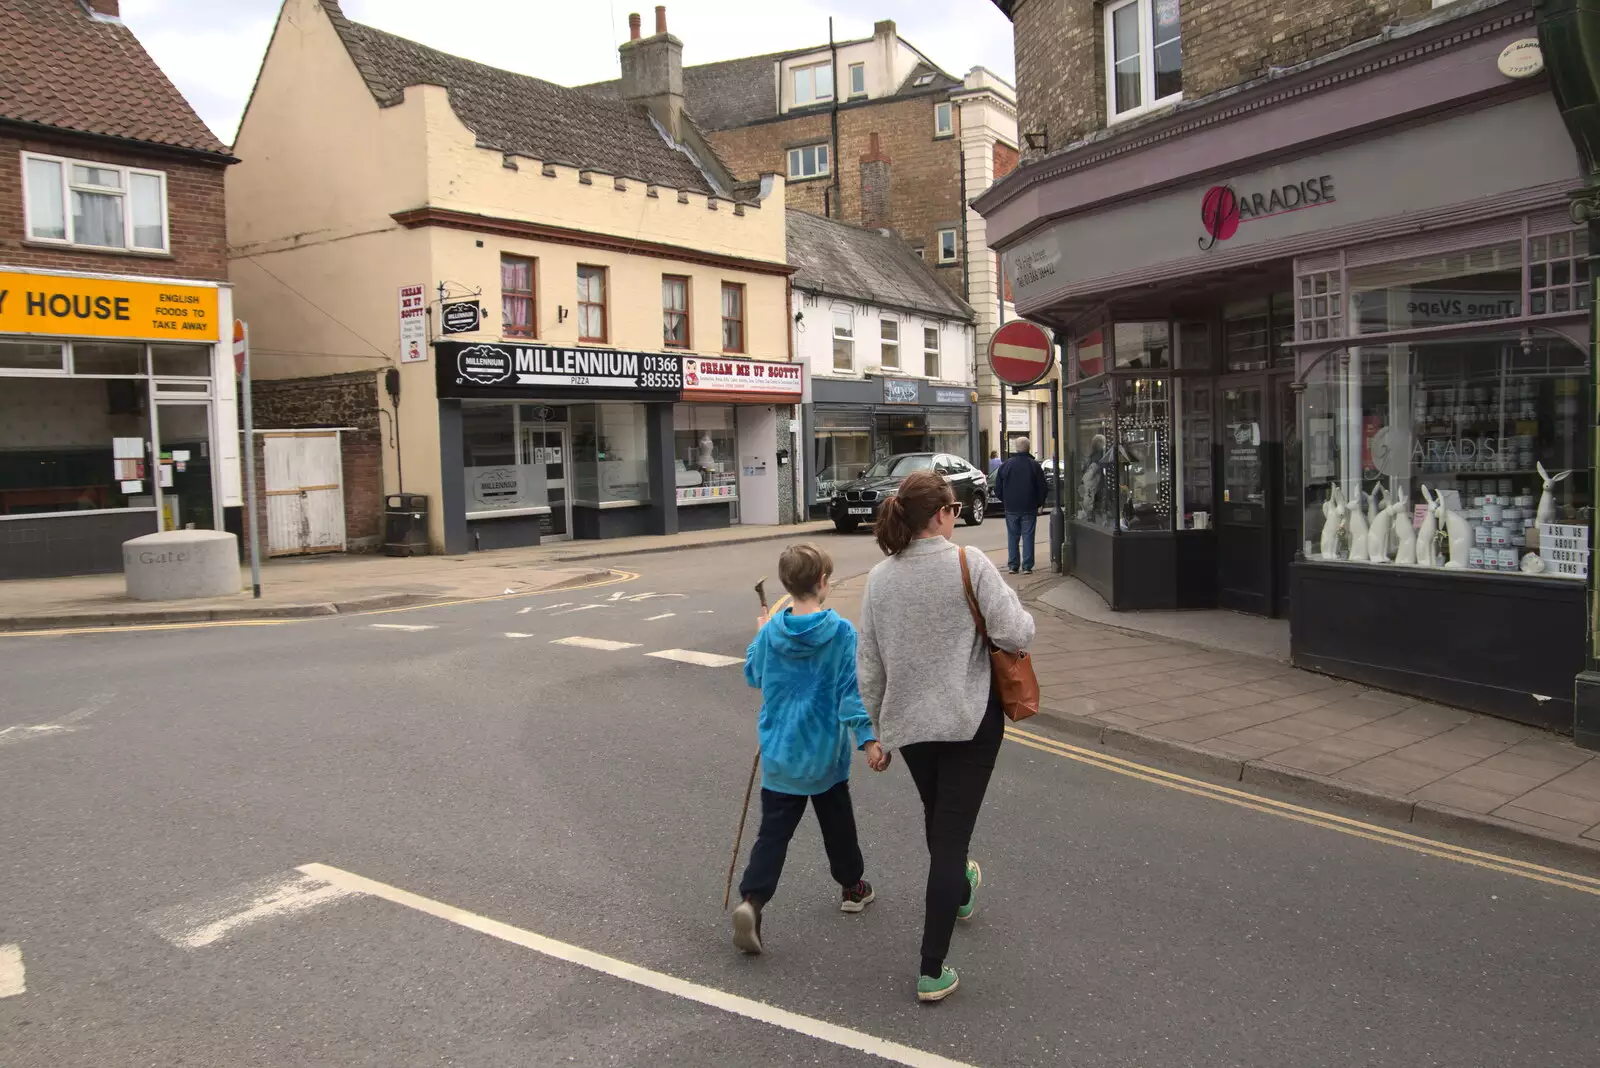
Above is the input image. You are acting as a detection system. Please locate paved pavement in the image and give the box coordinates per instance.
[5,526,1600,1066]
[0,520,833,629]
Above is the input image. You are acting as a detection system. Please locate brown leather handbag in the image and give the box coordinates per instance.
[959,549,1039,722]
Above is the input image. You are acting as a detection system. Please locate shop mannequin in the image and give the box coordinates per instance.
[698,431,716,469]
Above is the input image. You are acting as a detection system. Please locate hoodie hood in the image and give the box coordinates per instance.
[766,607,843,659]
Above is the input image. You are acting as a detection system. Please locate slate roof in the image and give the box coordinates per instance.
[895,61,963,96]
[0,0,228,156]
[317,1,721,194]
[786,210,972,321]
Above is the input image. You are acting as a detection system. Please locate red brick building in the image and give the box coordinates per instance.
[0,0,240,577]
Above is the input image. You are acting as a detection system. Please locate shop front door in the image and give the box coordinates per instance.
[520,424,571,540]
[1216,375,1298,616]
[154,401,219,534]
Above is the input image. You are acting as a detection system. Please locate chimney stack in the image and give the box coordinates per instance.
[628,12,640,40]
[860,133,892,232]
[86,0,120,15]
[619,7,686,140]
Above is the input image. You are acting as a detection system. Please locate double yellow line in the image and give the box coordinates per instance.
[1005,724,1600,898]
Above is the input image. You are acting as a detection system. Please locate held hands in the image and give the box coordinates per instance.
[864,741,892,772]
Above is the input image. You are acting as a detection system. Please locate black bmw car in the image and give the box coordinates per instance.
[828,452,987,532]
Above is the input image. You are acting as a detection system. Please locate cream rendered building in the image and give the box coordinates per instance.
[228,1,794,553]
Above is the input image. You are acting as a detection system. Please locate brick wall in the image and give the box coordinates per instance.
[1012,0,1432,160]
[0,131,228,280]
[244,371,385,553]
[708,93,965,294]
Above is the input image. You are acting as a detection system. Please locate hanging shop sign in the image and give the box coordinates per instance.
[988,319,1055,387]
[441,300,483,335]
[436,341,682,396]
[883,378,921,404]
[682,356,802,398]
[0,268,219,341]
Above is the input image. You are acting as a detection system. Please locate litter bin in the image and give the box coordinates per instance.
[384,493,429,557]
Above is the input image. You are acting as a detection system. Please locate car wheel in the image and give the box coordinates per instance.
[833,519,859,534]
[965,493,984,526]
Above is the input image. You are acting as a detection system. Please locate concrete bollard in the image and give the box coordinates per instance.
[123,530,242,602]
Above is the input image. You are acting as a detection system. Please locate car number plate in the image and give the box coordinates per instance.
[847,507,873,515]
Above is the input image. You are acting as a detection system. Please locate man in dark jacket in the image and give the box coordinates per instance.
[995,438,1049,574]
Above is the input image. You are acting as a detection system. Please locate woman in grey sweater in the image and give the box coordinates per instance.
[857,470,1035,1002]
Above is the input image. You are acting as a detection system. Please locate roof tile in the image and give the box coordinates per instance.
[786,210,972,321]
[0,0,226,155]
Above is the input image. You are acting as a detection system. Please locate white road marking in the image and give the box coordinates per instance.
[552,604,608,616]
[0,944,24,998]
[625,592,687,602]
[298,863,976,1068]
[146,870,357,950]
[646,648,743,668]
[504,632,536,639]
[697,610,716,615]
[540,603,574,611]
[645,612,676,621]
[0,692,112,749]
[370,623,436,632]
[552,636,641,652]
[517,607,535,614]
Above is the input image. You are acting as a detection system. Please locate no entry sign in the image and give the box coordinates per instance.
[988,320,1055,387]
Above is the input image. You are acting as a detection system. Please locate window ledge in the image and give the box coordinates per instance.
[933,133,955,141]
[786,173,833,184]
[23,240,173,260]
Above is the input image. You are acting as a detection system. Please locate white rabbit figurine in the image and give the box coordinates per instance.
[1346,484,1371,562]
[1415,485,1439,567]
[1320,485,1344,560]
[1536,461,1570,528]
[1392,489,1418,565]
[1367,491,1404,564]
[1440,495,1473,569]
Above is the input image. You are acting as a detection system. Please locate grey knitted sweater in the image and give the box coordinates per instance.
[857,537,1036,749]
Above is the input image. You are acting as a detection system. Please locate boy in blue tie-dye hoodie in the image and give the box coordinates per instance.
[731,543,886,956]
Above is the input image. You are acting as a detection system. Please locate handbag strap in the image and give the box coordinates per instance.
[959,548,996,653]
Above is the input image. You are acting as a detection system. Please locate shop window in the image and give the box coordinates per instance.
[874,412,930,459]
[1104,0,1182,123]
[577,265,607,343]
[663,275,690,348]
[0,377,151,516]
[24,153,168,252]
[813,412,872,506]
[502,255,536,338]
[1350,242,1522,335]
[849,62,866,97]
[935,102,954,138]
[1222,383,1266,521]
[1174,321,1212,370]
[1072,379,1115,529]
[787,143,831,181]
[1113,321,1169,369]
[880,319,900,368]
[929,410,970,460]
[1301,332,1589,577]
[150,344,210,377]
[923,326,940,379]
[1528,229,1591,316]
[1117,377,1172,530]
[832,309,854,371]
[1178,378,1214,528]
[1297,271,1343,341]
[0,341,65,373]
[674,404,737,503]
[721,283,746,353]
[1223,298,1270,371]
[793,61,834,106]
[73,343,145,376]
[571,403,650,505]
[937,229,958,264]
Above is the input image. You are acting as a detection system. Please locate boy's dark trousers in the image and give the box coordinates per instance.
[738,780,864,903]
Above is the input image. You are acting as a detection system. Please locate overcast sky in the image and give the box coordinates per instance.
[118,0,1015,145]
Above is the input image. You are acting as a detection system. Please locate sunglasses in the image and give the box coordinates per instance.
[945,502,963,518]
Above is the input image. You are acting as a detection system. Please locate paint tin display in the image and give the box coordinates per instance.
[1497,549,1519,571]
[1469,548,1485,569]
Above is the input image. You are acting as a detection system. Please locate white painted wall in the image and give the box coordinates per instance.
[791,288,974,385]
[734,404,779,524]
[777,26,936,112]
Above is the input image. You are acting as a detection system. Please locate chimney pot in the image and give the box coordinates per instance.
[655,5,667,34]
[628,12,640,39]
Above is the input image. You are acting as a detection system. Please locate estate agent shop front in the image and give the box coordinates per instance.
[979,10,1590,732]
[0,267,240,579]
[436,340,799,553]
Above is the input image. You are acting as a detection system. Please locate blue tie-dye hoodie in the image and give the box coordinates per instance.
[745,607,876,796]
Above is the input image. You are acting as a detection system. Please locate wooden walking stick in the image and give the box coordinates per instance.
[724,577,775,910]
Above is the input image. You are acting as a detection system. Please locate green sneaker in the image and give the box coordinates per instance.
[956,859,982,922]
[917,965,959,1003]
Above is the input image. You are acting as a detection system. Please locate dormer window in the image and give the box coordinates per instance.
[793,62,834,106]
[914,73,936,87]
